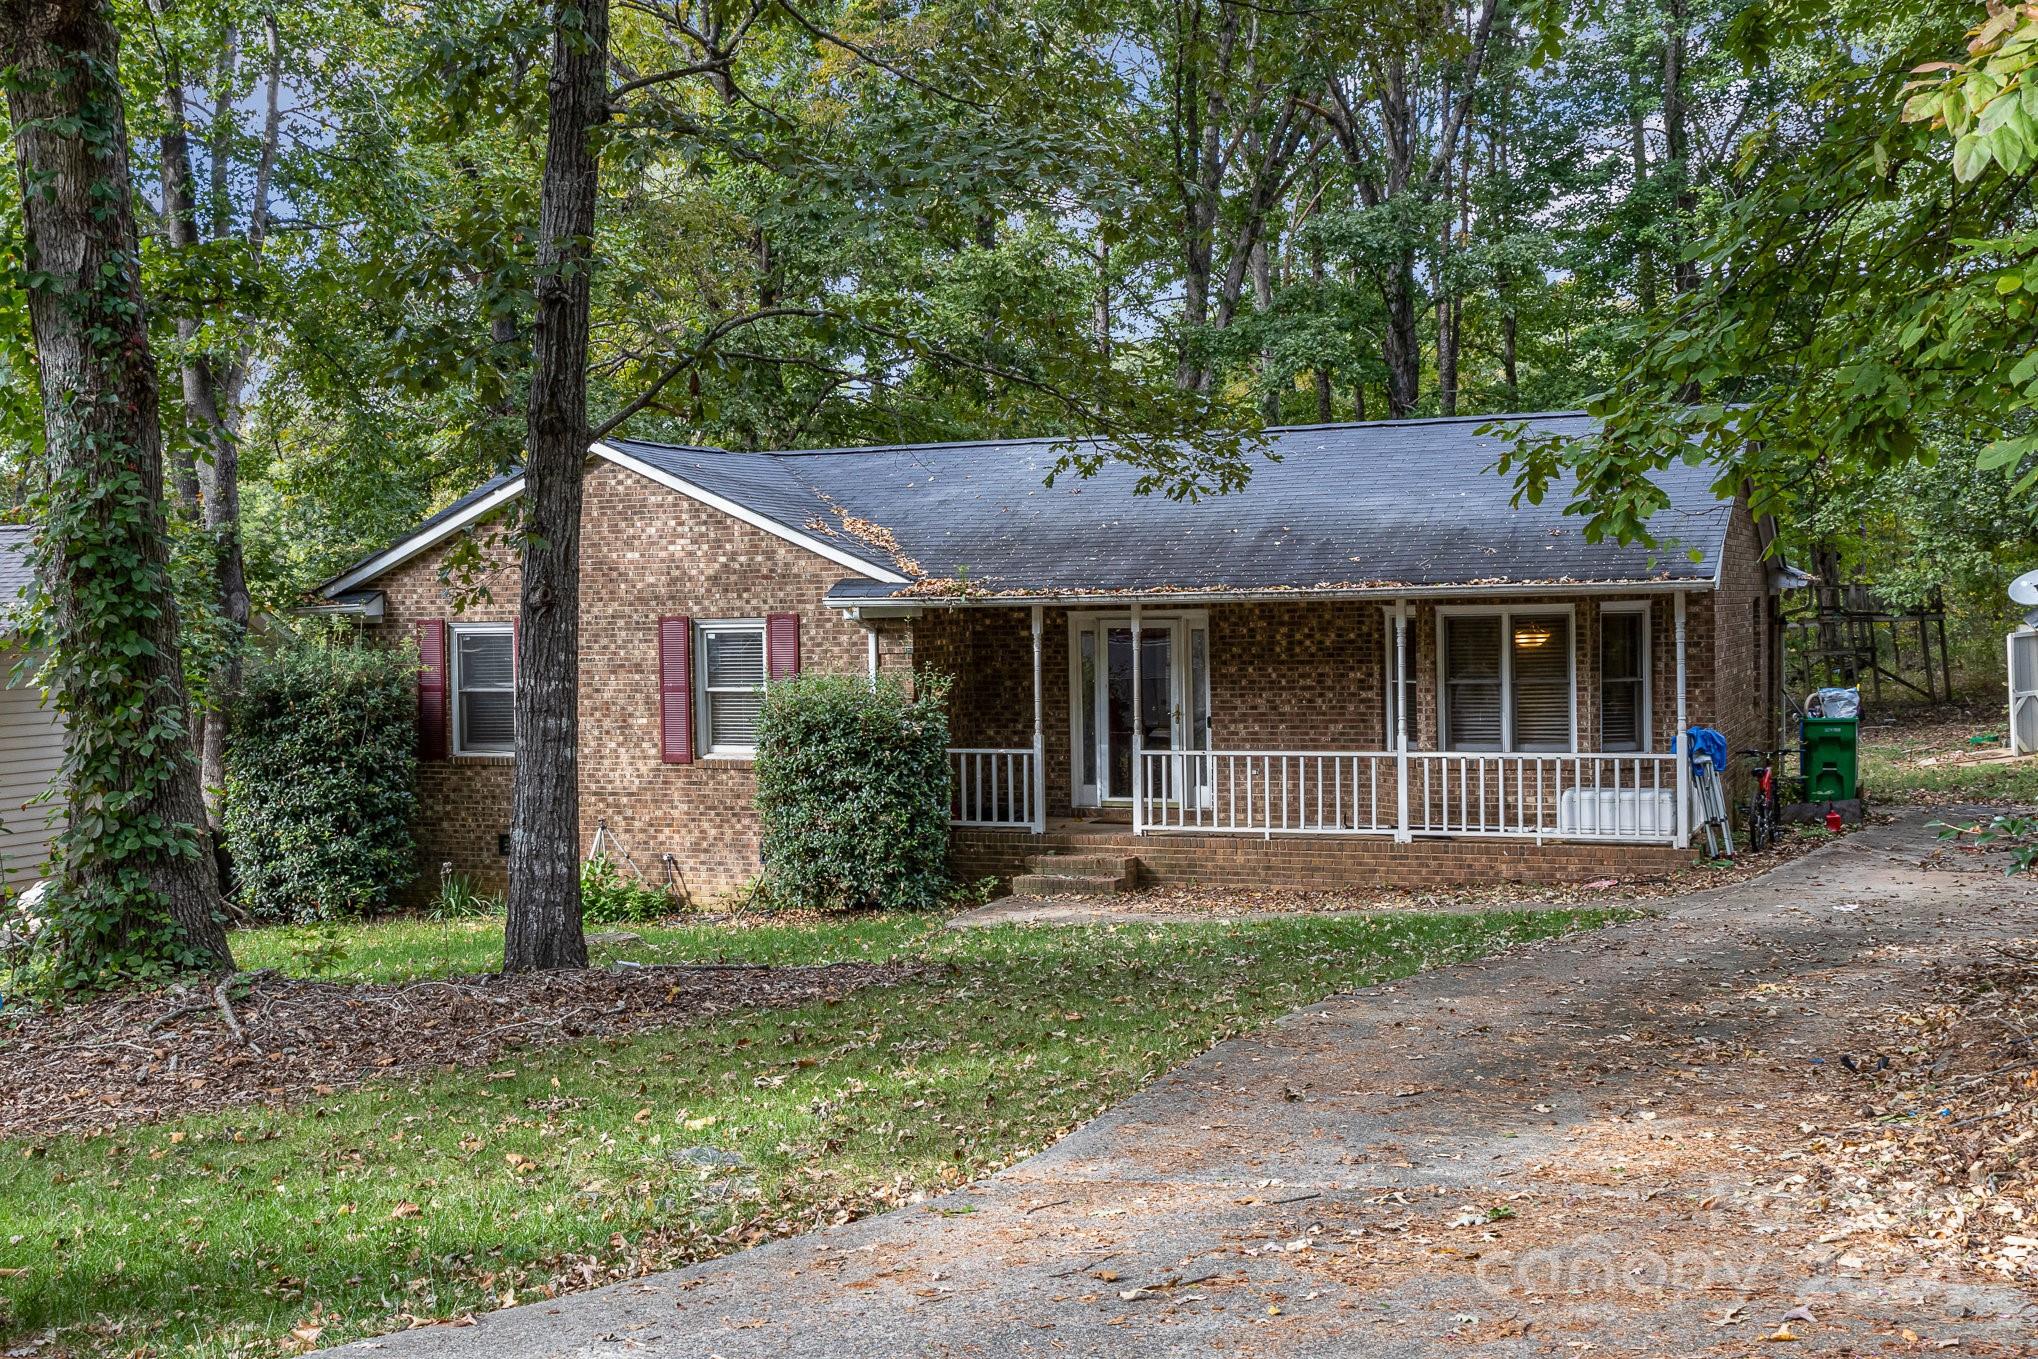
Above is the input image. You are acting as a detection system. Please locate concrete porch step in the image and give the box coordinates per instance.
[1024,852,1137,878]
[1010,852,1140,897]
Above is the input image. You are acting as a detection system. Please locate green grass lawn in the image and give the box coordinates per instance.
[1,905,1620,1358]
[1857,698,2038,805]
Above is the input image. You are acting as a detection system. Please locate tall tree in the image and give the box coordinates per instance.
[2,0,233,982]
[503,0,608,973]
[136,2,285,831]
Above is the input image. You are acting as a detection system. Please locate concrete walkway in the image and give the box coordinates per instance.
[327,810,2038,1357]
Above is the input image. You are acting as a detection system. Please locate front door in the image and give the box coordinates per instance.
[1071,614,1209,807]
[1105,625,1175,802]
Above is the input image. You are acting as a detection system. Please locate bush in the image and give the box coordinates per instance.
[754,672,952,910]
[580,854,677,924]
[222,631,419,921]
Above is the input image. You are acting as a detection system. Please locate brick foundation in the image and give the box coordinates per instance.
[953,825,1694,894]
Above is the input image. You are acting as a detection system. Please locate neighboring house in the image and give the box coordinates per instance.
[317,413,1790,900]
[0,525,63,894]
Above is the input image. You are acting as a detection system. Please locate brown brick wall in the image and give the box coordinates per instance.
[369,458,876,901]
[953,824,1691,892]
[359,455,1768,902]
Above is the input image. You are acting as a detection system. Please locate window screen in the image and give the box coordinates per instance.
[1600,610,1646,752]
[455,629,514,754]
[700,623,767,752]
[1443,616,1503,750]
[1510,614,1571,751]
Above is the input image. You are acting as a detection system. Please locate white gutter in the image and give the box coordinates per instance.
[830,578,1717,614]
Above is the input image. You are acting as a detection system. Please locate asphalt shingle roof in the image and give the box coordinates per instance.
[324,413,1738,604]
[623,413,1731,600]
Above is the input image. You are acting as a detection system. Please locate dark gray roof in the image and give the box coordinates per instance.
[327,413,1740,604]
[0,525,33,629]
[625,414,1734,601]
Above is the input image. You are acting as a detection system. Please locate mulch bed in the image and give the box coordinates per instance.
[0,960,920,1140]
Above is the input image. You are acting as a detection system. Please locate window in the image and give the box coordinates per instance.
[452,625,514,755]
[1381,605,1420,749]
[1599,604,1650,752]
[1439,608,1574,752]
[697,621,767,755]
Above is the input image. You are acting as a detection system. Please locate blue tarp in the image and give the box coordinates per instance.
[1675,725,1728,774]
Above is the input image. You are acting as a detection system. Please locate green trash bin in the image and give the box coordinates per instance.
[1800,716,1859,801]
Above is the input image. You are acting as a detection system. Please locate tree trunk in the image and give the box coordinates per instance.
[1251,233,1279,424]
[1629,70,1657,313]
[1314,368,1333,422]
[1381,260,1420,417]
[504,0,608,973]
[1661,0,1699,297]
[2,0,232,972]
[1093,235,1112,361]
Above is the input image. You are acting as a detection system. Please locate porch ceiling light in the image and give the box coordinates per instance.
[1514,622,1552,648]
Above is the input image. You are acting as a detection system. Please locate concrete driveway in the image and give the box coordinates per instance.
[326,810,2038,1357]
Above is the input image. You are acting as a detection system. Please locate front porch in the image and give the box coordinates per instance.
[908,592,1706,871]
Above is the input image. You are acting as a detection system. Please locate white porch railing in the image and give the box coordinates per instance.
[1128,748,1680,844]
[1140,750,1398,834]
[948,747,1039,828]
[1406,751,1678,842]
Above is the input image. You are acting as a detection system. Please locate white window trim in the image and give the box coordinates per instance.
[1598,600,1653,752]
[696,618,768,759]
[450,623,515,758]
[1434,603,1578,753]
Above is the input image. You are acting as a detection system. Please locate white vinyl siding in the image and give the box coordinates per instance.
[697,621,766,756]
[452,626,515,756]
[1439,607,1576,753]
[0,656,64,892]
[1599,604,1650,752]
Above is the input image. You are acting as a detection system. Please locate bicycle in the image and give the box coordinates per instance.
[1740,748,1783,853]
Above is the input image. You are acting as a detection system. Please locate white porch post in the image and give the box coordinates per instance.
[1130,603,1144,834]
[1030,604,1046,834]
[1394,601,1412,843]
[1674,591,1690,850]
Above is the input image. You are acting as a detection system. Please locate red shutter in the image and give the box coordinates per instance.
[659,616,694,764]
[767,612,801,680]
[416,619,449,761]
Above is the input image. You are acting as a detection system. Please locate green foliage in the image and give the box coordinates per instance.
[753,673,953,912]
[220,632,419,922]
[1937,814,2038,875]
[579,853,677,924]
[426,869,502,922]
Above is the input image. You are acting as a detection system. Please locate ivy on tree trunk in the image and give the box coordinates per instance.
[2,0,234,985]
[504,0,608,973]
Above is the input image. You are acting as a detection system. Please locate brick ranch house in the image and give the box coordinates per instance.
[314,412,1792,901]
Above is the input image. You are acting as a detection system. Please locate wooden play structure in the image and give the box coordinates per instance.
[1785,581,1954,705]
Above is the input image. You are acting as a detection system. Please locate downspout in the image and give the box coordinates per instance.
[1674,591,1690,850]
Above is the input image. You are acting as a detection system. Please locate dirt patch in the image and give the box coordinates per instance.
[0,961,919,1140]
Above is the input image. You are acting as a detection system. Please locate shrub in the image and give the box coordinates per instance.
[580,854,677,924]
[222,630,419,921]
[754,671,952,910]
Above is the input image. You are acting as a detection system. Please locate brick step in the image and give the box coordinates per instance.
[1009,871,1132,897]
[1024,852,1137,878]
